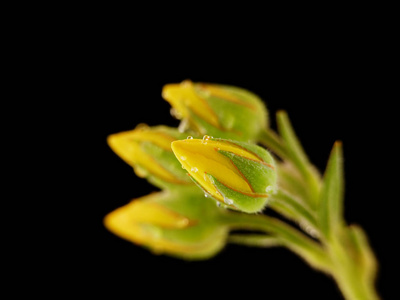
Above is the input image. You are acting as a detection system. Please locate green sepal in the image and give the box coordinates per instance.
[156,190,228,251]
[218,150,277,194]
[207,174,268,213]
[141,141,192,189]
[191,84,268,142]
[219,139,276,165]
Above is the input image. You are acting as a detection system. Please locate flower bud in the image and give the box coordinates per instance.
[107,124,193,189]
[162,80,268,142]
[171,136,277,213]
[104,191,229,260]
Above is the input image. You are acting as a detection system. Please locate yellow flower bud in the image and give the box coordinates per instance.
[107,124,193,189]
[104,191,229,260]
[171,136,277,213]
[162,80,268,142]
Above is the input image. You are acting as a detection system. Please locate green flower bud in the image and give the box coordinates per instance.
[107,124,194,189]
[162,80,268,142]
[104,191,229,260]
[171,136,277,213]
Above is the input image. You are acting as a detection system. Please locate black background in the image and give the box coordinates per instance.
[37,17,396,299]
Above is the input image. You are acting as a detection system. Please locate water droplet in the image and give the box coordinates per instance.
[181,164,185,169]
[224,197,233,205]
[190,167,198,173]
[186,136,193,139]
[265,186,273,193]
[202,135,211,144]
[204,193,208,198]
[216,202,221,207]
[180,156,187,161]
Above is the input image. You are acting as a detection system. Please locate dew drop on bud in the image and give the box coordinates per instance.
[265,186,273,193]
[186,136,193,139]
[190,167,198,173]
[180,156,187,161]
[224,197,233,205]
[204,193,208,198]
[216,202,221,207]
[202,135,211,144]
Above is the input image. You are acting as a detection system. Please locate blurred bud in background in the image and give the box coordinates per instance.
[104,191,230,260]
[107,124,195,190]
[162,80,268,142]
[172,136,277,213]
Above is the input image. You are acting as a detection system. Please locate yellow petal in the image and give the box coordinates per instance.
[172,138,260,202]
[162,80,220,128]
[104,193,224,258]
[107,129,179,183]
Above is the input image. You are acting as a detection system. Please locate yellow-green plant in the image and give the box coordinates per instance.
[105,80,380,300]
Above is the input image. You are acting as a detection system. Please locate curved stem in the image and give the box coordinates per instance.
[220,212,332,273]
[228,234,282,248]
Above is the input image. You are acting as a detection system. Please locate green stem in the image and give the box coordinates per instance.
[220,212,332,273]
[253,113,379,299]
[221,211,380,299]
[228,234,282,248]
[327,229,380,300]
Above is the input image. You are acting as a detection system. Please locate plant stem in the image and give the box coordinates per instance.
[222,211,380,299]
[255,112,380,299]
[228,234,282,248]
[259,127,321,209]
[220,212,332,273]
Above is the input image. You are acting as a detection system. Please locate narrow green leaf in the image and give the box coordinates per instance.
[318,141,345,239]
[276,111,321,207]
[269,190,318,232]
[258,128,289,160]
[276,162,312,209]
[276,111,312,175]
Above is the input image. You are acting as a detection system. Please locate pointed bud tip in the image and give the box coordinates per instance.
[334,140,343,147]
[170,139,182,154]
[107,133,121,150]
[162,82,187,102]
